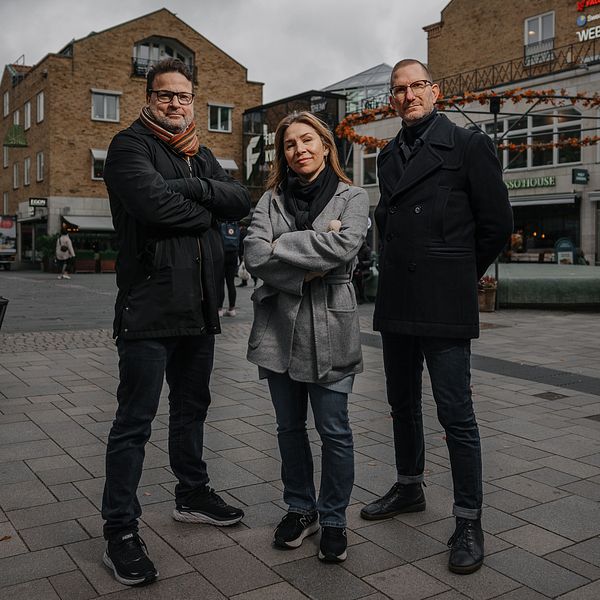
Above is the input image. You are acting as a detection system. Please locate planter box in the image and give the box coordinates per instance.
[101,259,116,273]
[75,258,97,273]
[478,288,496,312]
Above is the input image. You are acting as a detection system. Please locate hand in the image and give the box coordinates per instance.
[271,239,278,251]
[328,219,342,233]
[304,271,326,282]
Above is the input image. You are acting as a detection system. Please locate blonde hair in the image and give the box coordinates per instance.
[266,111,351,191]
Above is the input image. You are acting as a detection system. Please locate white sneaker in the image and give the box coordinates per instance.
[62,274,71,279]
[218,308,225,317]
[57,275,63,279]
[225,308,236,317]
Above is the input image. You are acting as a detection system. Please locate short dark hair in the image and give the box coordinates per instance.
[390,59,433,88]
[146,58,193,95]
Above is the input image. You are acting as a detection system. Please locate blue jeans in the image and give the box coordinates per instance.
[102,335,214,539]
[267,373,354,528]
[381,333,482,519]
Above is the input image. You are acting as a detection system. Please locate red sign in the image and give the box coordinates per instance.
[578,0,600,11]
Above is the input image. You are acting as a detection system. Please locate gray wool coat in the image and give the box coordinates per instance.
[244,182,369,384]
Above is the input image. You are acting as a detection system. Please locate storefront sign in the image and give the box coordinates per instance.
[29,197,47,207]
[578,0,600,12]
[505,176,556,190]
[572,168,590,184]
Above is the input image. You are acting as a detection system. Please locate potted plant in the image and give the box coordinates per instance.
[478,275,497,312]
[36,234,59,272]
[100,249,118,273]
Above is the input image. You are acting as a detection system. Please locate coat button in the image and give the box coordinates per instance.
[408,262,416,272]
[386,233,393,242]
[195,257,200,263]
[414,205,422,214]
[389,205,397,214]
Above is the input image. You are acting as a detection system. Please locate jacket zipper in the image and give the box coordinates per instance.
[187,156,204,302]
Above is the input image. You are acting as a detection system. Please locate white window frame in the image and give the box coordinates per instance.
[24,157,31,186]
[2,192,8,213]
[208,104,233,133]
[3,91,8,117]
[91,89,121,122]
[24,101,31,130]
[13,163,19,189]
[90,148,107,180]
[13,110,19,126]
[524,11,555,65]
[36,151,44,182]
[361,148,380,186]
[3,146,8,169]
[36,91,44,123]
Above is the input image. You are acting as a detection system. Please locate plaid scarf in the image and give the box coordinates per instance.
[139,106,200,157]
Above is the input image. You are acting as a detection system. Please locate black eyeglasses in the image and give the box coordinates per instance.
[389,80,432,99]
[149,90,195,105]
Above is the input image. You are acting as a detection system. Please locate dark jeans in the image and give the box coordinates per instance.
[219,251,238,309]
[102,335,214,539]
[381,333,482,519]
[267,373,354,527]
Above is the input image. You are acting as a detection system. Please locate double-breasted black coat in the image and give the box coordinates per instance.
[373,114,513,339]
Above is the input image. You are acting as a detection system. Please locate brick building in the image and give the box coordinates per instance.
[351,0,600,263]
[0,8,262,266]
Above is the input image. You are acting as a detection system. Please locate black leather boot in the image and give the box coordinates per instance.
[360,482,426,520]
[448,518,484,574]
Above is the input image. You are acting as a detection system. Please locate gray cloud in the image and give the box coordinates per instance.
[1,0,447,102]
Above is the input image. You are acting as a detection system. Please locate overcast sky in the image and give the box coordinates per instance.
[0,0,448,103]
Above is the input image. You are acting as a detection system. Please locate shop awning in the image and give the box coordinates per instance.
[589,191,600,202]
[217,158,238,170]
[62,216,114,232]
[510,193,577,207]
[90,148,108,160]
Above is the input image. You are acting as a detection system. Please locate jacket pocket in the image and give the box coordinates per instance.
[325,282,356,312]
[248,285,278,349]
[432,186,450,241]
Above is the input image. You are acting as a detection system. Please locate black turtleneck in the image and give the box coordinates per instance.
[402,108,438,149]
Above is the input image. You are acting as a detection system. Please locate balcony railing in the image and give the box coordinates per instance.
[131,58,198,83]
[524,38,555,67]
[437,38,600,97]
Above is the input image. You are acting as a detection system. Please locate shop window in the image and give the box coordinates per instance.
[531,130,553,167]
[13,110,19,126]
[24,157,31,186]
[558,127,581,164]
[3,91,8,117]
[13,163,19,189]
[91,90,120,122]
[506,134,527,170]
[36,91,44,123]
[36,151,44,181]
[24,101,31,130]
[208,105,232,132]
[362,150,379,185]
[524,12,554,65]
[3,146,7,169]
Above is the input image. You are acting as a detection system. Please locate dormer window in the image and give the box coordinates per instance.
[132,37,194,77]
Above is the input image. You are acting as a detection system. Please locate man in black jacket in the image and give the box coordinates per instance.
[101,58,250,586]
[360,59,512,575]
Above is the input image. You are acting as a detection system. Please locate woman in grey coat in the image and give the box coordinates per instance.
[244,112,369,562]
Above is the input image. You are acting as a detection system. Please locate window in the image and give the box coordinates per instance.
[13,163,19,189]
[24,101,31,130]
[13,110,19,126]
[36,91,44,123]
[208,105,232,132]
[487,108,581,170]
[24,157,31,186]
[36,151,44,181]
[91,90,120,122]
[362,149,379,185]
[3,146,7,169]
[132,38,193,76]
[524,12,554,65]
[90,148,107,180]
[2,192,7,213]
[3,91,8,117]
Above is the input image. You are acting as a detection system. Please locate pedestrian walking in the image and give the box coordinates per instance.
[244,111,369,563]
[218,221,240,317]
[101,58,250,586]
[55,230,75,279]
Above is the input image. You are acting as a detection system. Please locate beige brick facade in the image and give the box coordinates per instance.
[0,8,262,217]
[425,0,580,83]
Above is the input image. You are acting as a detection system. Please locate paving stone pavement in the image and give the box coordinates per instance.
[1,271,600,598]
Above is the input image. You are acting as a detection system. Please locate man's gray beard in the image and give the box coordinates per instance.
[148,107,192,133]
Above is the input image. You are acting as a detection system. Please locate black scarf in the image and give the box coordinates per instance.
[398,108,439,162]
[282,164,339,230]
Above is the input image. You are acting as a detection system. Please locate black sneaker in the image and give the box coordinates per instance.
[448,518,484,574]
[274,512,319,549]
[173,486,244,526]
[318,526,347,562]
[103,532,158,586]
